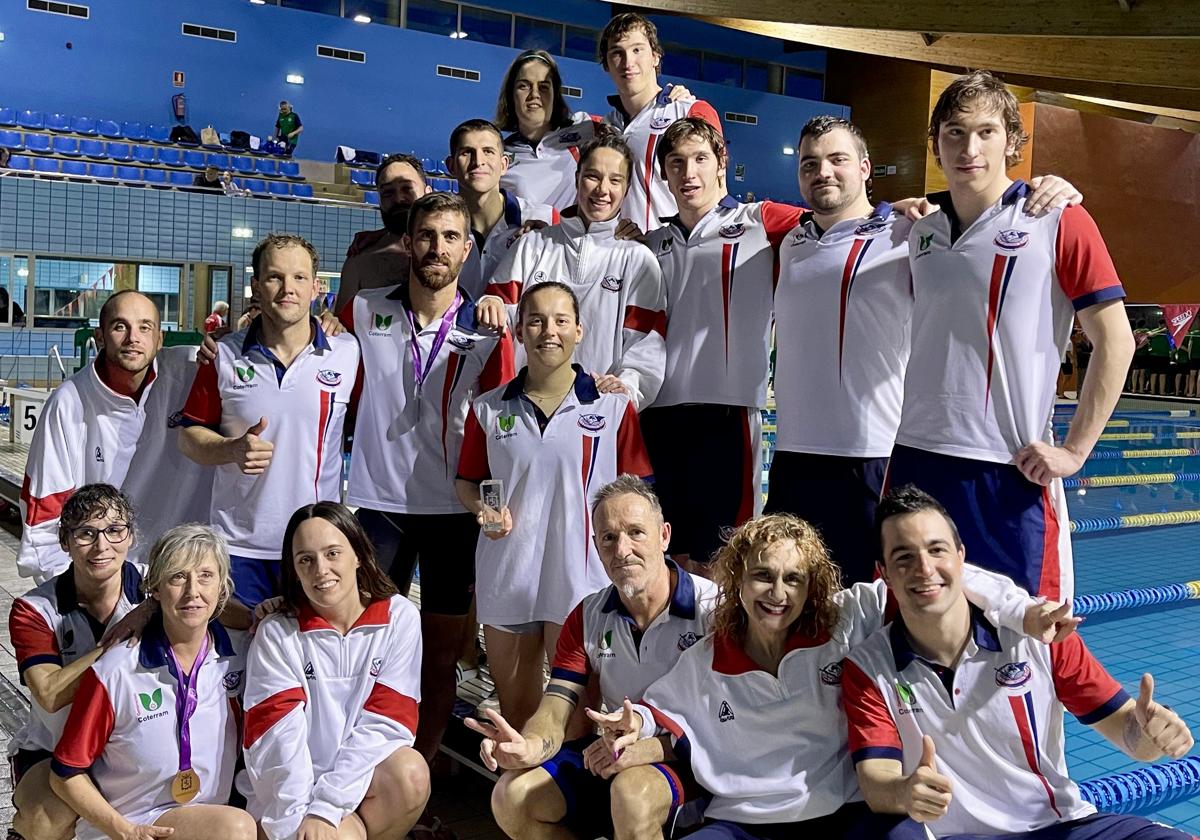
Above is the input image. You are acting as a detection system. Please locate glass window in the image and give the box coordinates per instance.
[563,25,597,62]
[30,259,181,329]
[744,61,771,92]
[280,0,341,15]
[406,0,458,37]
[785,69,824,100]
[345,0,400,25]
[702,54,742,87]
[458,4,511,46]
[661,47,701,81]
[0,255,29,326]
[514,16,562,54]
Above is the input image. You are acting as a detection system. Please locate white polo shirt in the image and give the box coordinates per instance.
[501,118,598,210]
[632,572,1036,823]
[774,204,913,458]
[458,189,558,299]
[843,610,1129,835]
[645,196,800,409]
[458,367,654,626]
[180,320,359,559]
[551,560,717,708]
[242,596,421,840]
[18,358,160,582]
[52,618,246,840]
[485,214,667,410]
[604,87,722,233]
[344,285,512,515]
[9,563,144,756]
[899,180,1125,463]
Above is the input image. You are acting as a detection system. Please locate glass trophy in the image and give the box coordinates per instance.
[480,479,505,533]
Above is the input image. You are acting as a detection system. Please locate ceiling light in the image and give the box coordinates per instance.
[286,73,304,84]
[782,146,795,156]
[353,13,371,23]
[16,267,28,278]
[249,0,265,4]
[449,30,467,39]
[232,227,254,239]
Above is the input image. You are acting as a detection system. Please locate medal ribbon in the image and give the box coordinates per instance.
[167,633,210,773]
[407,291,463,390]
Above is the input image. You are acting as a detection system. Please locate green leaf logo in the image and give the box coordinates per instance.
[918,233,933,253]
[139,688,163,712]
[894,681,915,705]
[599,630,612,651]
[498,415,515,433]
[235,365,256,383]
[374,312,393,330]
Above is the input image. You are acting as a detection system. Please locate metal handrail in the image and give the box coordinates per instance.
[83,335,97,368]
[47,345,66,390]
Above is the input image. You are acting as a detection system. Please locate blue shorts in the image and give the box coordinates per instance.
[942,813,1192,839]
[687,801,923,839]
[541,735,701,835]
[886,445,1071,600]
[230,555,281,609]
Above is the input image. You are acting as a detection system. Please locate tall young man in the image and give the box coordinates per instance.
[599,13,721,233]
[445,118,557,299]
[334,153,433,314]
[179,234,359,608]
[844,486,1193,839]
[891,71,1135,600]
[340,191,512,768]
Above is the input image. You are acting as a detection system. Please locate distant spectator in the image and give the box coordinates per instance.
[236,300,261,332]
[204,301,229,333]
[0,148,11,170]
[193,165,223,189]
[275,100,303,155]
[221,170,250,198]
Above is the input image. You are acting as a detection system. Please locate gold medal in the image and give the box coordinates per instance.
[171,768,200,804]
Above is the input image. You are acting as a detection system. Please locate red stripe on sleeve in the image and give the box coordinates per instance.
[338,300,356,335]
[615,401,653,478]
[761,201,803,249]
[180,357,223,427]
[243,686,307,749]
[841,659,903,756]
[10,599,59,674]
[622,305,667,338]
[364,682,419,732]
[647,704,685,740]
[551,602,590,678]
[686,100,723,134]
[480,334,516,392]
[1050,633,1125,719]
[485,280,522,305]
[1055,205,1122,304]
[20,475,74,527]
[53,668,114,770]
[456,406,491,483]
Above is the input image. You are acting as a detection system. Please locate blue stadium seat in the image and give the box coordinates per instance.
[0,130,22,150]
[145,123,170,144]
[71,115,98,135]
[87,163,116,180]
[97,119,122,138]
[158,148,184,167]
[183,150,207,169]
[207,152,230,169]
[52,136,80,156]
[7,154,31,172]
[122,122,146,141]
[279,160,302,180]
[61,159,87,178]
[142,168,168,186]
[0,107,16,127]
[255,158,278,176]
[168,170,193,187]
[232,156,254,174]
[267,180,291,197]
[132,145,157,165]
[350,169,373,187]
[116,165,142,183]
[17,110,44,130]
[45,113,71,133]
[242,178,267,194]
[33,157,59,174]
[106,142,133,162]
[81,139,107,159]
[291,183,314,199]
[24,134,51,154]
[364,190,380,206]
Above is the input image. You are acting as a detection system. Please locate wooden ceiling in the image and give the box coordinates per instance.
[611,0,1200,119]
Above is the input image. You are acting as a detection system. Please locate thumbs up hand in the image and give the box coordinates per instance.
[232,416,274,475]
[1131,674,1194,760]
[904,735,953,822]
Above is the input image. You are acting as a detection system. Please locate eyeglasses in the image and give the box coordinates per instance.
[69,523,131,547]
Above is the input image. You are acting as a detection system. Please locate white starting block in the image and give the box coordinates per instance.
[3,385,52,446]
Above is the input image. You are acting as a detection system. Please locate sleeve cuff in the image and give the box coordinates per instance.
[1077,688,1132,725]
[1072,285,1125,311]
[176,415,220,431]
[851,746,904,765]
[18,653,63,679]
[549,667,589,686]
[51,757,91,778]
[634,703,658,740]
[305,798,351,828]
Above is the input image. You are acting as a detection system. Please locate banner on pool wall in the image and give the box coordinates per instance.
[1161,304,1198,350]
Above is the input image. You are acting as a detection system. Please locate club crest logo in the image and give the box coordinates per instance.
[373,312,393,330]
[718,700,735,722]
[370,657,383,677]
[719,222,746,239]
[820,661,844,686]
[854,220,887,236]
[600,275,622,292]
[223,671,243,692]
[138,688,163,712]
[678,632,699,651]
[316,369,342,387]
[532,271,547,283]
[995,661,1033,688]
[649,116,673,131]
[577,414,606,432]
[994,229,1030,250]
[498,415,516,433]
[448,335,477,351]
[235,364,256,383]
